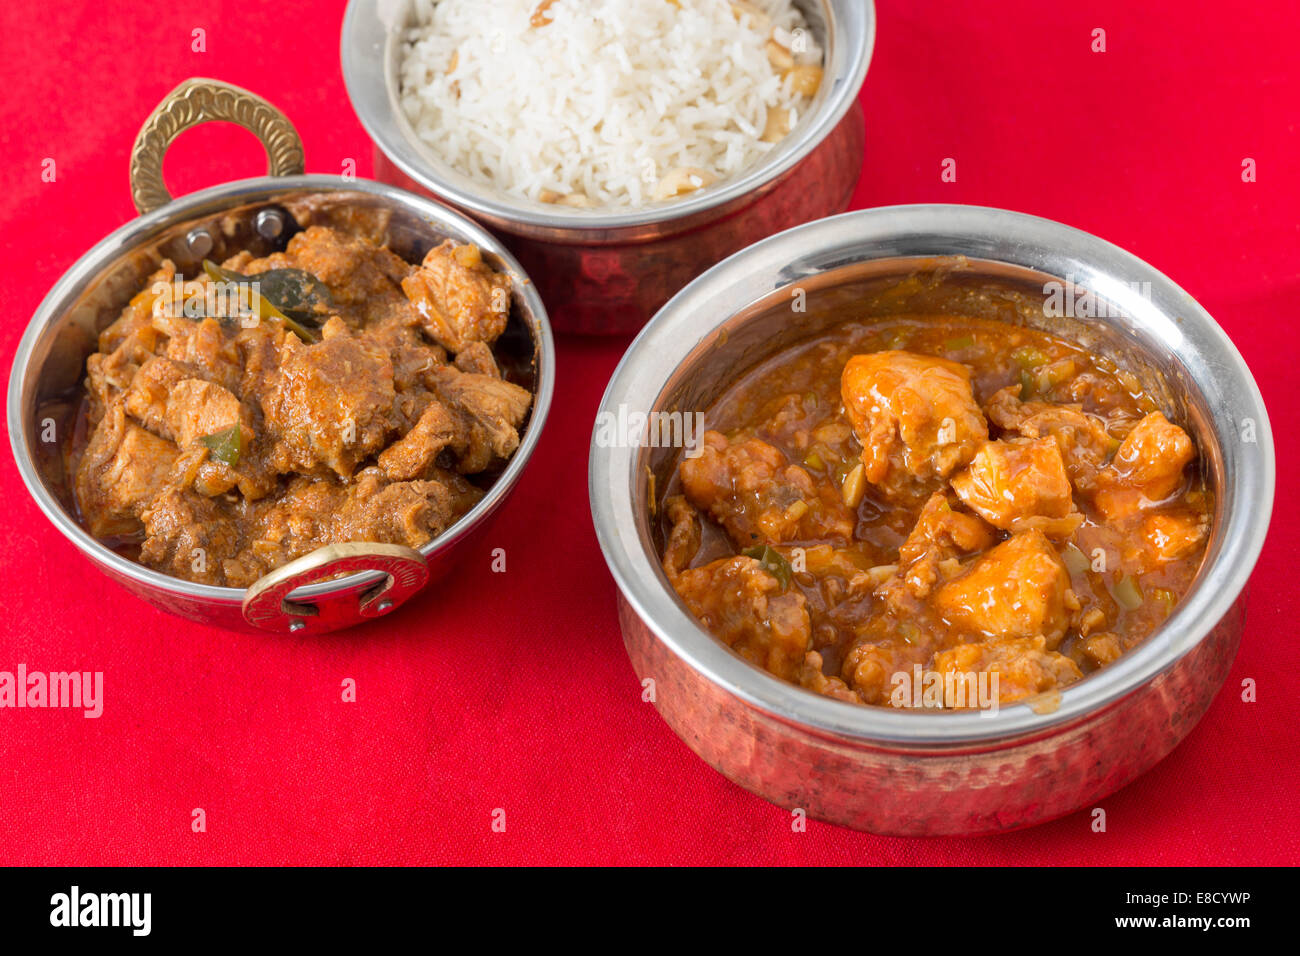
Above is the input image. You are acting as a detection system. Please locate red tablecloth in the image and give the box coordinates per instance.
[0,0,1295,865]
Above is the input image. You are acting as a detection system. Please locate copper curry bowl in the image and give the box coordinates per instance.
[589,204,1274,835]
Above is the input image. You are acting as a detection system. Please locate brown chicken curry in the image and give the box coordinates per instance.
[658,317,1210,709]
[72,224,532,587]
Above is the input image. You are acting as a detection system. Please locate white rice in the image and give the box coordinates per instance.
[398,0,824,209]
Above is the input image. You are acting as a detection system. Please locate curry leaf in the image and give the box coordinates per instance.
[743,544,793,589]
[201,260,321,343]
[253,268,333,321]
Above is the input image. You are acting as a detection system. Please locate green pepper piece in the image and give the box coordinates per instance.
[1012,345,1046,368]
[1019,368,1036,400]
[199,424,246,468]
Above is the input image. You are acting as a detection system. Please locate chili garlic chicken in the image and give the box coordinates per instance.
[659,319,1210,709]
[72,225,532,587]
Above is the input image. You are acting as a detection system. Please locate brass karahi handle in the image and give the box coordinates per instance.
[242,543,430,634]
[129,77,305,215]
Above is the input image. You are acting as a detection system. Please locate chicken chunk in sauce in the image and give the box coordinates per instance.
[658,317,1210,710]
[680,431,855,547]
[1092,411,1195,519]
[950,437,1082,537]
[932,530,1072,647]
[71,224,532,588]
[402,240,512,354]
[841,350,988,504]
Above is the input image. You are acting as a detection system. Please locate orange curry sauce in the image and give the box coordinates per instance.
[658,316,1211,710]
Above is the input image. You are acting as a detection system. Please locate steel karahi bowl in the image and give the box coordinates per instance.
[7,78,555,635]
[341,0,874,334]
[589,204,1275,835]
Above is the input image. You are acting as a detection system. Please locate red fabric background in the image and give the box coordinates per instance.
[0,0,1295,865]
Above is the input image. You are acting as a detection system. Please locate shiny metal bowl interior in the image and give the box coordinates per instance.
[591,203,1274,745]
[341,0,875,239]
[9,174,555,612]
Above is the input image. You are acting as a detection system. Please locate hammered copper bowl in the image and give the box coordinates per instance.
[341,0,874,334]
[589,204,1275,835]
[7,80,555,635]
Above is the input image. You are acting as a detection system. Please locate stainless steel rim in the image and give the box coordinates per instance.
[589,203,1275,745]
[340,0,875,234]
[8,173,556,609]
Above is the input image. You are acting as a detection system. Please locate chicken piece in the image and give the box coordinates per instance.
[429,366,532,473]
[453,341,501,378]
[123,356,189,435]
[951,437,1082,537]
[127,357,278,500]
[840,638,931,706]
[366,314,446,394]
[261,317,400,478]
[121,355,277,502]
[278,225,411,287]
[898,492,998,567]
[661,495,702,579]
[879,492,997,609]
[157,315,244,395]
[166,380,242,449]
[1092,412,1195,519]
[74,404,180,538]
[245,470,481,563]
[933,637,1082,706]
[402,241,511,354]
[85,349,144,424]
[984,385,1116,492]
[840,641,895,705]
[238,475,346,561]
[933,530,1072,647]
[679,430,855,549]
[139,485,238,586]
[355,312,447,431]
[1140,510,1208,563]
[671,555,811,681]
[377,401,461,481]
[128,368,244,450]
[217,476,366,586]
[235,319,290,401]
[190,459,240,498]
[840,350,988,504]
[85,273,167,417]
[335,469,483,552]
